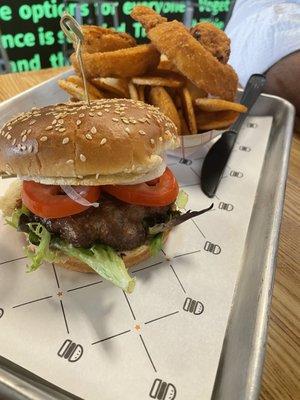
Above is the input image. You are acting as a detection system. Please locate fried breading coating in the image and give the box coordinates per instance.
[131,6,167,31]
[190,23,230,64]
[195,98,247,113]
[196,110,239,131]
[149,86,181,134]
[131,7,238,101]
[71,44,160,79]
[81,25,136,54]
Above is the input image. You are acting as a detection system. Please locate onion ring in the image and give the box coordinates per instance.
[131,6,238,101]
[71,44,160,79]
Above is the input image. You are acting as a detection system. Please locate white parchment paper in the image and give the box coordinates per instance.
[0,116,272,400]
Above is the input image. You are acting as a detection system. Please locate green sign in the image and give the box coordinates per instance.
[0,1,232,73]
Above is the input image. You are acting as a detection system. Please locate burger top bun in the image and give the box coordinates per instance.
[0,99,179,185]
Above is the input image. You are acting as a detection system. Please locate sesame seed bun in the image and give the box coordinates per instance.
[0,99,179,185]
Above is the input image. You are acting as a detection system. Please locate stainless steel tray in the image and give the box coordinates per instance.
[0,71,295,400]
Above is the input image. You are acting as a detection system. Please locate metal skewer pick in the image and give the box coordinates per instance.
[181,135,186,161]
[60,12,90,106]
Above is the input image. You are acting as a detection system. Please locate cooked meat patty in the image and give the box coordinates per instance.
[24,195,170,251]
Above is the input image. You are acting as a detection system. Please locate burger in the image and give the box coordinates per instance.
[0,99,211,293]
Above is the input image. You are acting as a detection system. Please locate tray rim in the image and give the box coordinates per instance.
[0,72,295,400]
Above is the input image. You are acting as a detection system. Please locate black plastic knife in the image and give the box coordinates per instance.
[200,74,266,198]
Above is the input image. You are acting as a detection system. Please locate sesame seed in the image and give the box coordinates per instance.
[86,134,92,140]
[28,145,33,153]
[150,138,155,146]
[96,173,100,179]
[125,127,130,133]
[97,112,102,116]
[77,175,83,179]
[52,119,57,125]
[76,120,82,126]
[21,130,27,137]
[112,118,119,122]
[104,109,110,113]
[91,126,97,134]
[146,113,151,119]
[122,119,129,124]
[59,128,66,132]
[21,145,27,151]
[66,159,74,165]
[58,119,64,124]
[12,139,16,145]
[40,136,48,142]
[29,120,36,125]
[21,135,27,142]
[79,113,85,118]
[62,137,69,144]
[100,138,107,145]
[159,136,163,142]
[89,112,94,117]
[27,129,32,134]
[80,154,86,162]
[17,144,22,150]
[8,126,12,131]
[139,130,146,135]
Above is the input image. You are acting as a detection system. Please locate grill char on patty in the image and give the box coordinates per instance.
[24,195,170,251]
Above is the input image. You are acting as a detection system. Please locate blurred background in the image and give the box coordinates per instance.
[0,0,234,73]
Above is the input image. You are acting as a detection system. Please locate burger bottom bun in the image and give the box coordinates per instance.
[54,232,169,273]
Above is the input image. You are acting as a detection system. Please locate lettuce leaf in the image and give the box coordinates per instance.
[149,233,163,256]
[51,238,135,293]
[175,189,188,210]
[148,204,214,235]
[6,205,30,229]
[26,223,54,272]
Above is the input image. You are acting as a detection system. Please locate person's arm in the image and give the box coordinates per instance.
[225,0,300,114]
[264,51,300,115]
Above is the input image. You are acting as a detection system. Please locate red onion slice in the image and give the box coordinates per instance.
[60,185,99,208]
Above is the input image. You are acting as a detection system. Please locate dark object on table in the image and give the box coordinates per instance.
[201,74,266,198]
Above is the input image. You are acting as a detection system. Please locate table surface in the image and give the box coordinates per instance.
[0,68,299,400]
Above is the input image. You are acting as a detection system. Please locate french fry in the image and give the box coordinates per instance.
[149,86,181,134]
[178,110,190,135]
[137,85,145,102]
[132,74,184,88]
[58,79,101,101]
[169,90,182,109]
[66,75,105,99]
[128,81,139,100]
[91,77,129,98]
[181,87,197,134]
[195,110,239,131]
[186,80,207,101]
[195,98,247,113]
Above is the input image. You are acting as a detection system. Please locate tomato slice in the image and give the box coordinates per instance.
[103,168,179,207]
[22,181,101,219]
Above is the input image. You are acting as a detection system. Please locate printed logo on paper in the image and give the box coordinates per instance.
[57,339,83,363]
[149,378,177,399]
